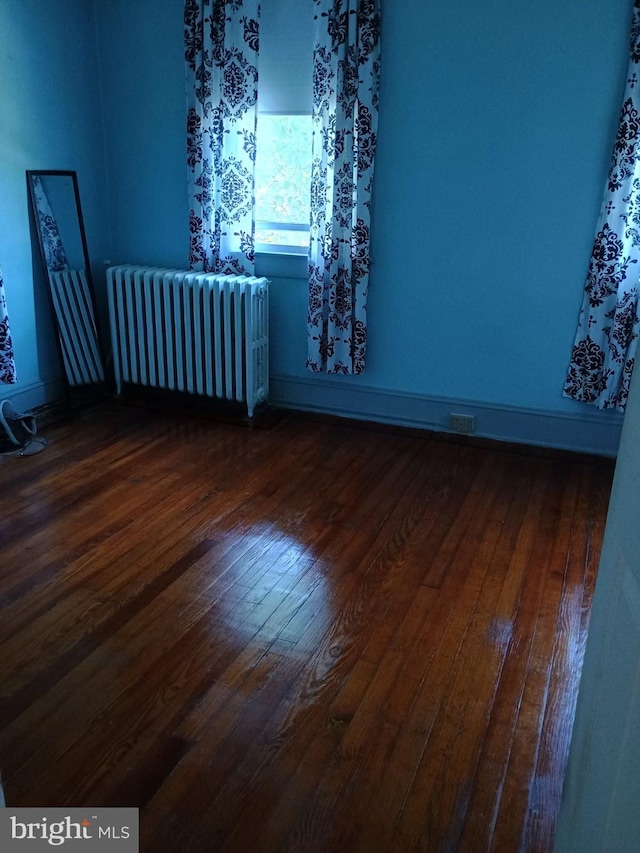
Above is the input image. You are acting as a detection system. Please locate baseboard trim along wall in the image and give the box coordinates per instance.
[0,377,66,414]
[269,375,624,457]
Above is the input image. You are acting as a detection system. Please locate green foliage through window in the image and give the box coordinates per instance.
[255,114,312,250]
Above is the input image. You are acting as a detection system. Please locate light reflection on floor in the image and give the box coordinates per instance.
[200,523,331,650]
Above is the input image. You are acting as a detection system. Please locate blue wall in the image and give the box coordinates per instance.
[1,0,632,452]
[0,0,111,411]
[94,0,630,454]
[370,0,627,408]
[94,0,187,270]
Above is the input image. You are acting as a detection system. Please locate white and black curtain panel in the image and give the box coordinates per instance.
[0,269,17,385]
[31,176,69,273]
[184,0,260,274]
[307,0,380,374]
[564,0,640,411]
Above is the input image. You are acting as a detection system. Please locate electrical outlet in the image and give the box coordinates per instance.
[449,413,475,435]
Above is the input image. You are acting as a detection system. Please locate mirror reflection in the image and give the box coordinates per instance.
[26,170,107,406]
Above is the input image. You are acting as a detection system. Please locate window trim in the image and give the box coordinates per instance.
[255,250,307,280]
[255,221,309,256]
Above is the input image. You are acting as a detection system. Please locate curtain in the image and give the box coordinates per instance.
[31,176,69,273]
[0,268,17,385]
[307,0,380,375]
[184,0,260,275]
[564,0,640,411]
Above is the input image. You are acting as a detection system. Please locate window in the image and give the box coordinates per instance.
[255,113,312,254]
[256,0,313,256]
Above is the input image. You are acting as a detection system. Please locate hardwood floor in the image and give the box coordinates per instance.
[0,402,614,851]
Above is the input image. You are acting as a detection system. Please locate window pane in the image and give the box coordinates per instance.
[255,114,312,233]
[255,227,309,249]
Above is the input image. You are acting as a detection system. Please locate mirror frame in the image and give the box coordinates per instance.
[26,169,109,409]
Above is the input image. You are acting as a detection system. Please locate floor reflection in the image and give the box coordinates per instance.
[200,523,330,651]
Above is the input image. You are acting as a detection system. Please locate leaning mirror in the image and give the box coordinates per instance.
[26,170,108,408]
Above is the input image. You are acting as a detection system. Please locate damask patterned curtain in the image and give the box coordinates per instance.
[0,269,17,385]
[184,0,260,274]
[564,0,640,411]
[307,0,380,374]
[31,176,68,273]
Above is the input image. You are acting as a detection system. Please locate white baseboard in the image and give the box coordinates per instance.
[270,375,624,457]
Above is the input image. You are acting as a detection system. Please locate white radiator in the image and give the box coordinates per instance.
[106,265,269,417]
[51,269,105,387]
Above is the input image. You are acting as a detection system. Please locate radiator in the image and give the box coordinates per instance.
[51,269,105,387]
[106,265,269,417]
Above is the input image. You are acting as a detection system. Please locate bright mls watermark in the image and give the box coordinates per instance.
[0,808,138,850]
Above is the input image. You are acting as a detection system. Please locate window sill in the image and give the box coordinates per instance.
[255,251,307,280]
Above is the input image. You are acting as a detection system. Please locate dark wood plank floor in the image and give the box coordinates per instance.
[0,402,614,852]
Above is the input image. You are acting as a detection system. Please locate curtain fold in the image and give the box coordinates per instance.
[564,0,640,411]
[184,0,260,274]
[0,268,17,385]
[307,0,380,374]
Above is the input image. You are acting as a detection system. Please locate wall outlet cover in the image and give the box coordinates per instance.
[449,413,475,434]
